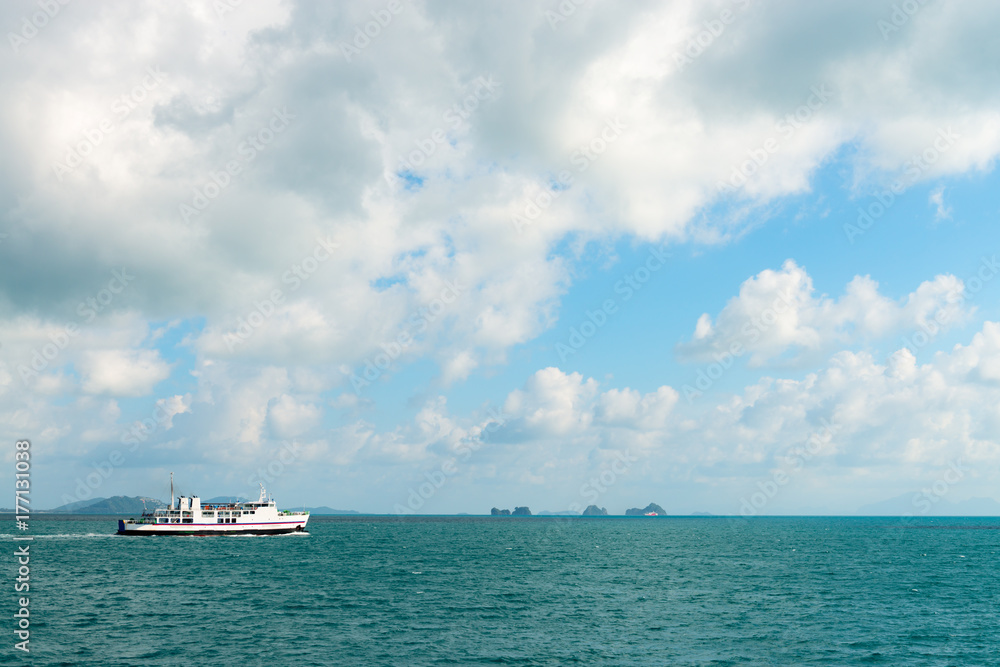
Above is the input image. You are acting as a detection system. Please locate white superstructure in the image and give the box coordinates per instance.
[118,475,309,536]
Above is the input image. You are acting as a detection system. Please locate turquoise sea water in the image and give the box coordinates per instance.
[5,515,1000,666]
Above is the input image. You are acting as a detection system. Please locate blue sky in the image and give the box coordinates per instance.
[3,0,1000,515]
[350,160,1000,431]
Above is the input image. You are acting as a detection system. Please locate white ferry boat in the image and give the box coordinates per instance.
[117,475,309,536]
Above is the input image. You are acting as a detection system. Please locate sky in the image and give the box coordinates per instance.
[2,0,1000,515]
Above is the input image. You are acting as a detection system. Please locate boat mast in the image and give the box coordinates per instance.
[170,472,174,509]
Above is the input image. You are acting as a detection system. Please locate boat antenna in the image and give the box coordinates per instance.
[170,472,174,509]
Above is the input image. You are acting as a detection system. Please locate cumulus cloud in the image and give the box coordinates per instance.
[266,394,322,439]
[503,367,600,438]
[77,349,171,397]
[336,325,1000,511]
[3,1,1000,511]
[596,386,679,430]
[478,325,1000,511]
[153,394,192,431]
[943,320,1000,383]
[2,0,1000,390]
[6,320,1000,513]
[677,260,969,366]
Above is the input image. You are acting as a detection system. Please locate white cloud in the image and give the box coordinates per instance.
[503,367,599,438]
[3,2,1000,512]
[77,349,171,397]
[5,319,1000,513]
[929,186,952,221]
[469,323,1000,512]
[153,394,192,431]
[677,260,969,366]
[943,320,1000,383]
[1,0,999,390]
[266,394,322,439]
[360,319,1000,511]
[596,386,679,430]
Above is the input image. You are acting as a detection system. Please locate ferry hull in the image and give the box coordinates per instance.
[117,520,309,536]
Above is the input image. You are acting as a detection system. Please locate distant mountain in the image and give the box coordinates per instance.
[491,507,511,516]
[50,497,108,512]
[856,494,1000,516]
[52,496,166,514]
[582,505,608,516]
[626,503,666,516]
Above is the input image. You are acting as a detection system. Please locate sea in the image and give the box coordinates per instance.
[4,515,999,666]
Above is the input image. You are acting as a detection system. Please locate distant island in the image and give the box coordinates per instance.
[582,505,608,516]
[625,502,666,516]
[491,506,532,516]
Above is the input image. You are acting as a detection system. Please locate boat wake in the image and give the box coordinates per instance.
[0,533,116,539]
[222,531,311,537]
